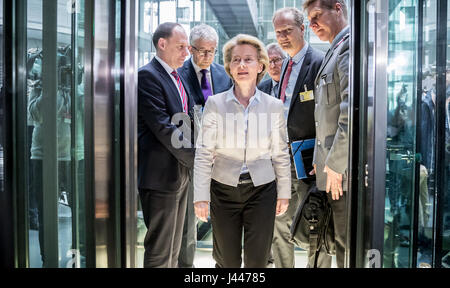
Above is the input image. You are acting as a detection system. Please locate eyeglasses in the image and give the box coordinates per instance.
[191,46,217,57]
[231,57,257,65]
[269,57,283,65]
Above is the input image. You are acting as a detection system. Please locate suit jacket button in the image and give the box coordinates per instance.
[315,122,319,127]
[318,140,321,146]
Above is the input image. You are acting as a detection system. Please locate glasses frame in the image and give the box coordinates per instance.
[191,45,217,57]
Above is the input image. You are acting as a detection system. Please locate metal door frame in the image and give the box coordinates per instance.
[434,0,448,268]
[355,0,449,268]
[353,0,389,268]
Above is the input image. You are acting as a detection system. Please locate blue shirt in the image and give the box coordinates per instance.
[226,87,261,174]
[284,42,309,119]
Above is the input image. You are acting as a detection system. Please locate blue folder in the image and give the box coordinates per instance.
[290,139,315,179]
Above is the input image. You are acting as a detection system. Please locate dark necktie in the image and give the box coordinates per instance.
[280,59,294,103]
[171,71,188,114]
[273,82,279,99]
[200,69,213,102]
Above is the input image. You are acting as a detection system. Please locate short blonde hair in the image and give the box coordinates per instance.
[222,34,269,85]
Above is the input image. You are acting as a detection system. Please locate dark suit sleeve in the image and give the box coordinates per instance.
[138,69,195,169]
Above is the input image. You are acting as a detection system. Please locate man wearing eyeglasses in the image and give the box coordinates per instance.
[258,43,286,98]
[177,24,232,268]
[179,24,232,108]
[271,7,324,268]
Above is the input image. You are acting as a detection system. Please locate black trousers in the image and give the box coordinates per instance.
[139,175,189,268]
[210,178,277,268]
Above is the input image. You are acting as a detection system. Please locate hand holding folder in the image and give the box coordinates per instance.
[290,139,315,179]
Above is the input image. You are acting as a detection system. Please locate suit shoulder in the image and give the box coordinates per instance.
[138,63,160,82]
[310,47,325,62]
[211,89,229,100]
[260,91,282,107]
[340,37,350,53]
[211,62,226,72]
[205,90,227,108]
[257,78,272,90]
[138,62,158,77]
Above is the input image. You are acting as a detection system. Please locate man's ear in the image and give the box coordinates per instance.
[158,38,166,51]
[335,2,342,14]
[188,46,193,54]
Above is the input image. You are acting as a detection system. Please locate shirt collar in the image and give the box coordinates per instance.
[155,55,176,75]
[191,57,210,74]
[290,42,309,64]
[272,79,279,88]
[226,86,261,105]
[331,26,350,49]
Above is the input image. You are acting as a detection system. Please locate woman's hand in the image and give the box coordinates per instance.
[276,199,289,216]
[194,201,210,222]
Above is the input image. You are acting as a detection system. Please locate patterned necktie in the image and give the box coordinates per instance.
[200,69,213,102]
[279,59,294,103]
[171,71,188,114]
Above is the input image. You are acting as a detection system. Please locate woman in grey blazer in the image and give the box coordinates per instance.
[193,34,291,268]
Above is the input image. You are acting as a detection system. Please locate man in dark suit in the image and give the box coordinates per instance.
[178,24,232,107]
[177,24,232,268]
[258,43,286,97]
[271,7,324,268]
[138,22,195,268]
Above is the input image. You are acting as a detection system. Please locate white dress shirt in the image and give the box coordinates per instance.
[191,57,214,94]
[194,87,291,202]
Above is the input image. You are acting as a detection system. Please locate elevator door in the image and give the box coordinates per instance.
[359,0,449,268]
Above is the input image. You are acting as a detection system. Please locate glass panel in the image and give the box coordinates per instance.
[0,0,3,199]
[26,0,86,268]
[416,0,437,268]
[442,0,450,268]
[384,0,418,268]
[27,0,44,267]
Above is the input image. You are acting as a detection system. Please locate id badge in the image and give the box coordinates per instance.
[299,90,314,102]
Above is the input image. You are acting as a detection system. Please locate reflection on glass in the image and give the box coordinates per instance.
[442,0,450,268]
[0,0,3,197]
[384,0,418,268]
[26,0,86,268]
[416,0,437,268]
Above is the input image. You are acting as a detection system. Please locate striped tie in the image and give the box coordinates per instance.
[171,70,188,114]
[280,59,294,103]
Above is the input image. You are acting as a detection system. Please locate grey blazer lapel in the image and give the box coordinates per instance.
[315,28,350,83]
[315,47,334,84]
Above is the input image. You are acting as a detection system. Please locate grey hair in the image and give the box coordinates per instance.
[266,43,287,59]
[272,7,305,28]
[189,24,219,46]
